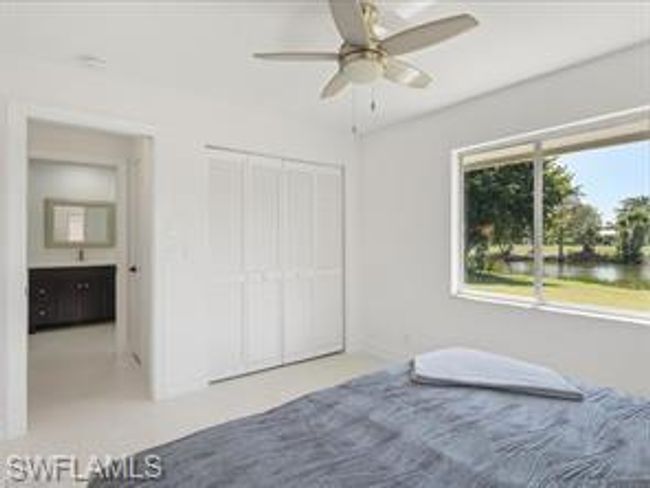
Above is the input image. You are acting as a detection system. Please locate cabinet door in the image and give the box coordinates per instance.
[81,268,116,323]
[206,153,246,379]
[244,157,283,370]
[313,168,344,353]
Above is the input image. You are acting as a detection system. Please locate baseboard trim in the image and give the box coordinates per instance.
[284,346,343,365]
[208,349,345,386]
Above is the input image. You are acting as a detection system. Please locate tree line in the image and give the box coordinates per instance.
[465,160,650,273]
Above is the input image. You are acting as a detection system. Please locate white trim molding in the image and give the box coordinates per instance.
[3,102,29,439]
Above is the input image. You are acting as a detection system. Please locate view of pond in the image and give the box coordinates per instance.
[501,260,650,284]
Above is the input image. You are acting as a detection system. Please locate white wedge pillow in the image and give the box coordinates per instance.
[412,348,584,401]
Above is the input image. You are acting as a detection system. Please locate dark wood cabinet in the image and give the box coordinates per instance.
[29,266,116,333]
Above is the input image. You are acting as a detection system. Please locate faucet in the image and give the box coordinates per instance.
[78,248,85,262]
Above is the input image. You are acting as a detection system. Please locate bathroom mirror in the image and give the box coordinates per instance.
[45,199,116,248]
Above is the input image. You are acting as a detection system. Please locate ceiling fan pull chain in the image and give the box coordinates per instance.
[351,88,359,135]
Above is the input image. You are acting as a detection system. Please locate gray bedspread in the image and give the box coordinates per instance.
[90,364,650,487]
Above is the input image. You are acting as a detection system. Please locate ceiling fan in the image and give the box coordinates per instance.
[253,0,478,99]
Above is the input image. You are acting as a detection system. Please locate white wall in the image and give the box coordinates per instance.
[28,120,135,163]
[28,160,118,267]
[357,43,650,395]
[0,50,356,433]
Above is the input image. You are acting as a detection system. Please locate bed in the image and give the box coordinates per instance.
[89,363,650,487]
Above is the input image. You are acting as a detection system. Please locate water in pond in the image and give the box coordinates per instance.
[501,260,650,284]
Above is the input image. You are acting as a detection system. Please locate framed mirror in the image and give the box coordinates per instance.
[44,199,116,248]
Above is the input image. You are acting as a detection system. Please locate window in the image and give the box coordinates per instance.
[455,110,650,319]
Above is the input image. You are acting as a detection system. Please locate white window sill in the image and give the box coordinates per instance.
[453,289,650,328]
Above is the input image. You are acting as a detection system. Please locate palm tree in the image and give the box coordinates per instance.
[616,196,650,264]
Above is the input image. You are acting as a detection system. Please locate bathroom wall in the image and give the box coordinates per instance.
[28,159,118,267]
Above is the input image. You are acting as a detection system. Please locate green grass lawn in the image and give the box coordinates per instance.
[467,273,650,313]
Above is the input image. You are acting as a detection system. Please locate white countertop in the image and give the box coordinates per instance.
[29,262,118,269]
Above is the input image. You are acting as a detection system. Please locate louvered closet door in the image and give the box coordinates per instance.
[283,163,315,362]
[244,157,283,370]
[206,152,246,380]
[313,167,344,353]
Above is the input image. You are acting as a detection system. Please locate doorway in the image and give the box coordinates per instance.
[2,105,156,439]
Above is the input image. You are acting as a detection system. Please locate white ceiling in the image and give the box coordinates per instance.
[0,1,648,133]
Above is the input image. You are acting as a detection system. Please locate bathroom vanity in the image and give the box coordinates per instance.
[29,265,116,333]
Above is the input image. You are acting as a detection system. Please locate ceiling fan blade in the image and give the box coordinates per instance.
[253,52,339,62]
[321,71,349,99]
[380,13,478,56]
[384,58,432,88]
[329,0,370,47]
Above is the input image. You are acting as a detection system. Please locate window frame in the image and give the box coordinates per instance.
[451,106,650,325]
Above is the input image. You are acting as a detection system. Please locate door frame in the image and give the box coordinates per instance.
[2,102,157,439]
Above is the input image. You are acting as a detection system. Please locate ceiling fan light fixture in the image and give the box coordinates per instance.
[343,58,383,84]
[341,51,384,84]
